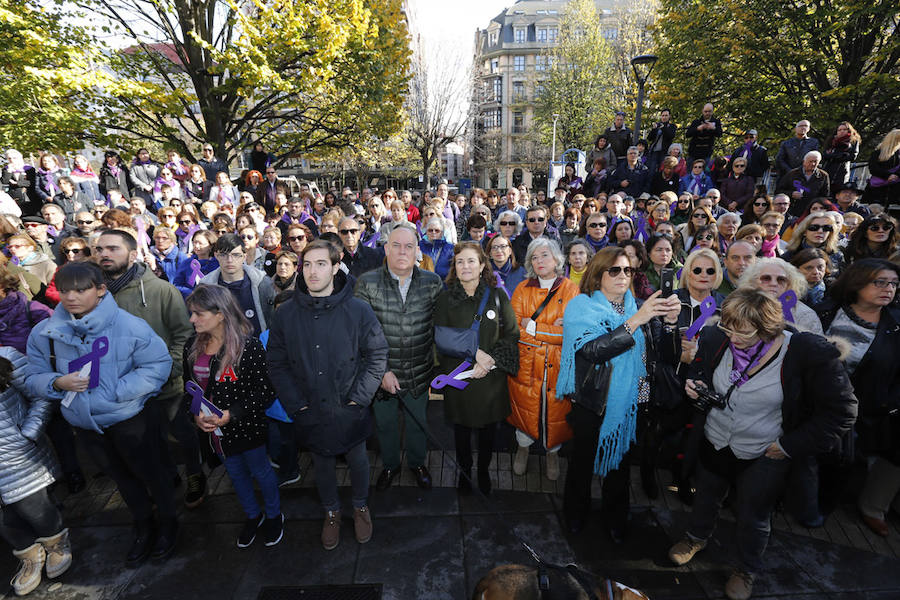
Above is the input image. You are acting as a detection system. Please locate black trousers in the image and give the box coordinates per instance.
[454,423,497,472]
[46,407,83,478]
[563,403,632,525]
[0,488,63,550]
[79,408,176,522]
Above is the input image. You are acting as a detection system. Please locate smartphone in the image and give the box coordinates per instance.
[660,268,675,298]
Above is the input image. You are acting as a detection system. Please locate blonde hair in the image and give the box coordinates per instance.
[877,129,900,162]
[785,211,840,254]
[680,248,723,289]
[720,288,785,342]
[737,258,808,298]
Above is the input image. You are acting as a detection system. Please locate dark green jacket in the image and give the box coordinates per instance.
[354,265,442,398]
[110,264,192,400]
[434,281,519,428]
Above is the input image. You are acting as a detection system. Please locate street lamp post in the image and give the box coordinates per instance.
[551,113,560,163]
[630,54,658,145]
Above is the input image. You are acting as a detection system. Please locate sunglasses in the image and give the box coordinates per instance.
[759,274,788,285]
[240,234,256,240]
[806,224,833,233]
[65,248,86,255]
[692,266,716,275]
[499,221,516,227]
[868,223,894,232]
[75,219,94,225]
[288,235,306,242]
[266,171,275,174]
[527,217,545,223]
[753,202,768,207]
[696,235,714,242]
[588,222,607,228]
[606,266,634,277]
[692,213,708,219]
[339,229,359,235]
[734,163,746,168]
[203,147,213,152]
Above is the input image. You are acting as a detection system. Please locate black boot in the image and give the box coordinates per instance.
[126,519,155,567]
[151,518,178,561]
[477,470,492,496]
[640,460,659,500]
[457,469,472,494]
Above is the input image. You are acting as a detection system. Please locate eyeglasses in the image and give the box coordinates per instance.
[239,234,256,240]
[806,224,834,233]
[753,202,768,207]
[872,279,900,289]
[692,266,716,275]
[759,274,788,285]
[527,217,545,223]
[288,235,306,242]
[339,228,359,235]
[491,243,510,250]
[65,248,85,255]
[499,221,516,227]
[605,266,634,277]
[868,223,894,232]
[75,219,94,225]
[717,322,758,339]
[216,251,245,261]
[588,222,607,228]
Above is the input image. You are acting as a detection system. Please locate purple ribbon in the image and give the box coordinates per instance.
[684,296,717,340]
[134,216,152,248]
[779,290,797,323]
[793,180,810,194]
[189,259,204,286]
[430,361,471,390]
[186,381,223,418]
[68,336,109,389]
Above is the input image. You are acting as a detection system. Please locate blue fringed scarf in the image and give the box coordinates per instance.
[557,289,645,477]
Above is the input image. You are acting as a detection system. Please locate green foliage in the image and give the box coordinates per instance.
[0,1,110,151]
[652,0,900,153]
[92,0,411,164]
[534,0,617,152]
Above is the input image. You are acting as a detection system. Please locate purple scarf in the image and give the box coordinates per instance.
[108,163,120,178]
[166,160,187,176]
[38,167,59,195]
[729,339,775,387]
[691,174,703,195]
[742,141,754,158]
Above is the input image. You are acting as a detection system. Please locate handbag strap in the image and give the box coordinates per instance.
[530,283,560,321]
[469,288,492,332]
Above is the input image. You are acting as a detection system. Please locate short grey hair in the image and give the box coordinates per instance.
[717,212,740,226]
[627,145,639,154]
[424,217,444,232]
[494,210,523,235]
[804,150,822,162]
[524,237,565,280]
[737,257,808,297]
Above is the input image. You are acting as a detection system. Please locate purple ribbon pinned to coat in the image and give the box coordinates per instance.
[189,259,204,287]
[431,361,471,390]
[68,336,109,389]
[793,180,810,195]
[684,296,717,340]
[779,290,797,323]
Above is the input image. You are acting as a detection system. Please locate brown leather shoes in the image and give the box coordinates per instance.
[861,512,890,537]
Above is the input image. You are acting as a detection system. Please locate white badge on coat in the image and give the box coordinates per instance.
[485,309,497,320]
[245,309,255,319]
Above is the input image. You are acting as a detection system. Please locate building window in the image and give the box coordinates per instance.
[512,81,525,102]
[534,82,545,98]
[514,28,526,43]
[513,112,524,134]
[548,27,558,43]
[602,27,618,40]
[514,55,525,71]
[535,55,546,71]
[489,31,498,46]
[537,28,547,43]
[493,78,502,102]
[490,58,498,73]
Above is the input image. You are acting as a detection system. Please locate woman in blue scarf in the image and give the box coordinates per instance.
[557,247,681,542]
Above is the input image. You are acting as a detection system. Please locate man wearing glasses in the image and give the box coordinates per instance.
[197,144,228,181]
[770,193,796,235]
[511,205,561,265]
[73,211,101,238]
[338,217,382,278]
[199,233,275,336]
[256,166,285,212]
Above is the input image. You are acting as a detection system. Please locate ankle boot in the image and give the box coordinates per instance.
[457,468,472,494]
[477,469,492,496]
[126,519,154,567]
[35,528,72,579]
[640,460,659,500]
[11,543,45,596]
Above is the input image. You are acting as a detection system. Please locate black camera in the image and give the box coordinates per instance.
[691,381,727,413]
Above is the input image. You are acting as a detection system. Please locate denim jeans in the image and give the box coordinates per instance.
[223,445,281,519]
[311,441,369,512]
[687,442,791,573]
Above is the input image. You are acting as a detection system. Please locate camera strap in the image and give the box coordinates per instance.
[721,341,769,407]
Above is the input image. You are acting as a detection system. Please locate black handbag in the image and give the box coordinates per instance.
[434,288,492,360]
[651,361,685,412]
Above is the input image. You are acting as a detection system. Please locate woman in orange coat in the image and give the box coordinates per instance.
[508,237,580,481]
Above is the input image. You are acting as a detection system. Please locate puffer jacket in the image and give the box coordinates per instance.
[354,265,443,398]
[507,276,580,448]
[18,252,56,286]
[183,335,275,456]
[0,292,51,354]
[110,263,192,400]
[0,347,60,505]
[25,292,172,433]
[267,271,388,455]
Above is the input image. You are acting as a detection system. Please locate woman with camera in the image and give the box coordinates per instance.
[667,288,856,600]
[557,246,681,542]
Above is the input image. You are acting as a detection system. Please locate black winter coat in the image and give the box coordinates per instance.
[267,271,388,456]
[687,326,857,459]
[342,244,383,278]
[182,335,276,456]
[354,265,443,398]
[99,163,130,198]
[647,122,677,156]
[686,117,723,159]
[729,143,770,179]
[818,301,900,463]
[1,167,38,214]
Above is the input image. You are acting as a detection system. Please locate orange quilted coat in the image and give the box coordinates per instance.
[507,276,580,448]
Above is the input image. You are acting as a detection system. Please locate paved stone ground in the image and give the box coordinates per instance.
[3,399,900,599]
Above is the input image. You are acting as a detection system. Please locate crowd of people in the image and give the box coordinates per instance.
[0,119,898,600]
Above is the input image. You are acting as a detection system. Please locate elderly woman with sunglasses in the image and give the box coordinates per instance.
[558,246,681,541]
[782,211,845,277]
[816,259,900,537]
[642,248,725,503]
[842,214,898,265]
[669,288,856,600]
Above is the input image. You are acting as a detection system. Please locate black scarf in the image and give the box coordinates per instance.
[104,262,142,295]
